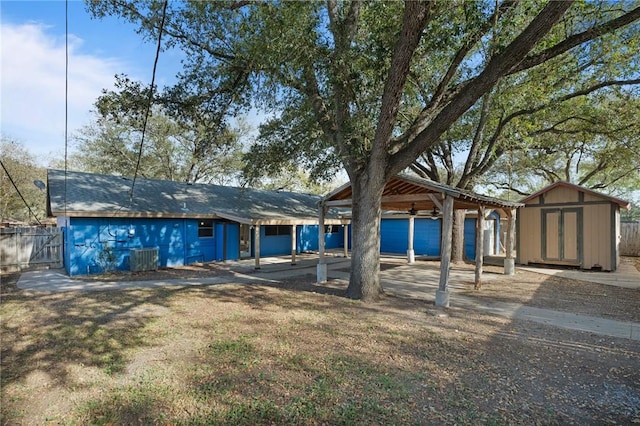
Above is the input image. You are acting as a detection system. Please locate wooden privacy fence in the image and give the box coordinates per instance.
[620,222,640,257]
[0,227,63,273]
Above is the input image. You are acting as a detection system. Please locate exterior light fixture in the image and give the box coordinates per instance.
[408,203,417,216]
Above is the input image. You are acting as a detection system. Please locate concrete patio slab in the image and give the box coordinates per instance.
[520,262,640,289]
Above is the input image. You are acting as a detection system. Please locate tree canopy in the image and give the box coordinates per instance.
[71,75,246,185]
[410,27,640,198]
[87,0,640,300]
[0,138,47,224]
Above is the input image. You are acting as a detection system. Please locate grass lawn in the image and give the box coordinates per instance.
[1,267,639,425]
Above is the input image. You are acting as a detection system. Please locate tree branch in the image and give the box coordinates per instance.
[510,5,640,74]
[473,77,640,166]
[429,1,517,112]
[577,160,607,185]
[388,1,573,176]
[372,1,434,179]
[111,0,239,62]
[411,151,440,182]
[492,182,531,197]
[400,1,518,150]
[460,93,492,187]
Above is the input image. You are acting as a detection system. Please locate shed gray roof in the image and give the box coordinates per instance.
[47,169,345,225]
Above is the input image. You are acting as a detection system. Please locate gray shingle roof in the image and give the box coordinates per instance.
[47,169,344,224]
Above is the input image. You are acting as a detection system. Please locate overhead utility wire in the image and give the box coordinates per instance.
[0,160,43,226]
[128,0,169,203]
[64,0,69,219]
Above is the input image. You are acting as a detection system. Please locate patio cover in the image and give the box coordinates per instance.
[317,173,524,307]
[324,173,522,212]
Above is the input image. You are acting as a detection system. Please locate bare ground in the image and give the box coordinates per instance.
[1,257,639,425]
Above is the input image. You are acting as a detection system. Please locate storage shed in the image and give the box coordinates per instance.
[518,181,631,272]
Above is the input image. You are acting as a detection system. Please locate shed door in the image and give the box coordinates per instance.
[542,208,582,263]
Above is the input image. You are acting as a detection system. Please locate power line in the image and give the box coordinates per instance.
[65,0,69,218]
[129,0,169,203]
[0,159,43,226]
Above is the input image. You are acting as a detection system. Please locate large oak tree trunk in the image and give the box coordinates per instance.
[346,170,386,301]
[451,209,467,263]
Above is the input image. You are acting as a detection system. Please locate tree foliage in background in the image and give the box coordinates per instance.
[410,23,640,199]
[0,138,47,223]
[87,0,640,300]
[71,74,246,185]
[481,91,640,197]
[407,23,640,261]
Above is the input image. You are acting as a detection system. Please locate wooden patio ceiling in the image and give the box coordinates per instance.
[324,174,523,213]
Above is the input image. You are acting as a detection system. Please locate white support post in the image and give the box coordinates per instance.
[407,215,415,264]
[254,224,261,270]
[475,205,486,289]
[436,195,454,307]
[317,204,327,282]
[504,208,516,275]
[291,224,297,265]
[343,224,349,258]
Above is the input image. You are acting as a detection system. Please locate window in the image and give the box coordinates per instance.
[325,225,340,234]
[265,225,292,236]
[198,219,214,237]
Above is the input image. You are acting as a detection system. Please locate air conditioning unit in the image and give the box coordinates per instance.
[130,248,158,272]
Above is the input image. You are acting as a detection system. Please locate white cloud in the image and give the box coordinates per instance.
[1,22,123,163]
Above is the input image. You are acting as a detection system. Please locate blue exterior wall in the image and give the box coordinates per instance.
[62,212,499,275]
[214,222,240,261]
[380,214,500,260]
[324,226,344,250]
[297,225,318,253]
[464,211,501,260]
[226,223,240,260]
[251,225,345,257]
[257,228,291,257]
[464,218,476,260]
[297,225,344,253]
[380,218,441,256]
[63,217,240,276]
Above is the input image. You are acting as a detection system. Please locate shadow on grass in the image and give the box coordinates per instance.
[3,259,640,425]
[1,273,191,389]
[449,269,640,424]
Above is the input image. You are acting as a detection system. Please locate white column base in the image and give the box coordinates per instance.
[504,258,515,276]
[407,249,415,264]
[435,290,450,307]
[317,263,327,283]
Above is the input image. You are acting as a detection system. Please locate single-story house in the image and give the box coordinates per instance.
[517,181,631,271]
[46,169,347,276]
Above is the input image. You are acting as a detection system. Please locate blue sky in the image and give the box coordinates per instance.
[1,0,182,164]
